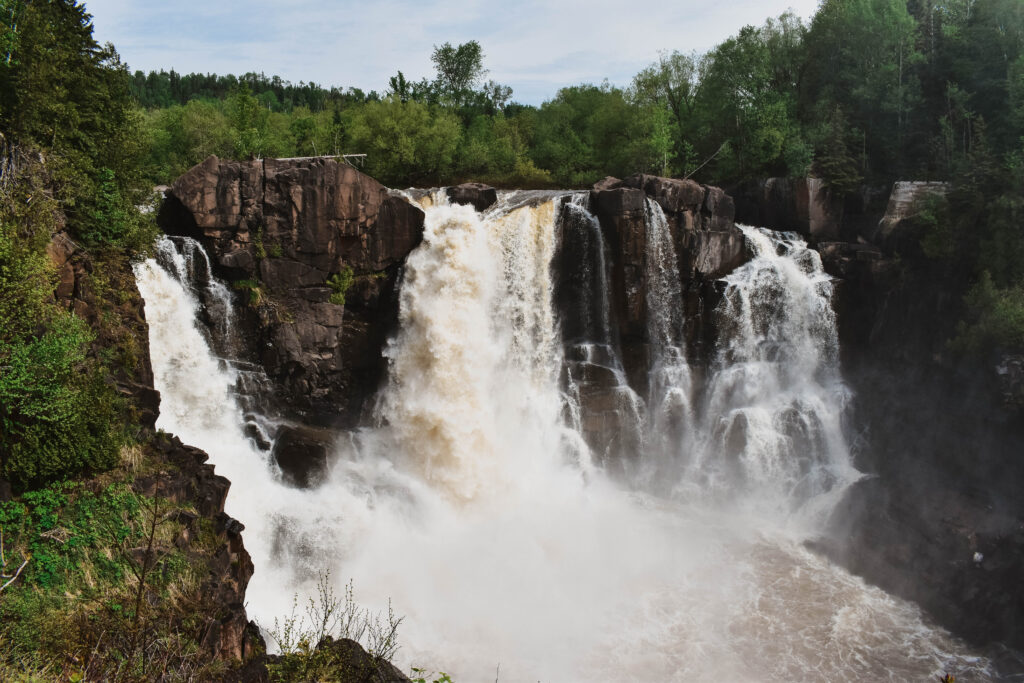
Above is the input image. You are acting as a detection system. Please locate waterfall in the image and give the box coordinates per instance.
[137,203,994,681]
[685,226,860,519]
[643,199,695,479]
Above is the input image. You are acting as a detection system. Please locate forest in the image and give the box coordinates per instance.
[132,0,1024,351]
[0,0,1023,679]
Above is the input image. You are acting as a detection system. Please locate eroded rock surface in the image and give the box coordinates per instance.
[160,155,425,427]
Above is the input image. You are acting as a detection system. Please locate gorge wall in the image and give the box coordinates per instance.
[41,228,264,668]
[737,179,1024,657]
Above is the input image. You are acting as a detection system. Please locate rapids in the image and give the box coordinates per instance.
[135,192,994,682]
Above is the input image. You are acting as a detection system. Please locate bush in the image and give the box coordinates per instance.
[327,267,354,307]
[0,313,121,490]
[953,272,1024,354]
[265,572,403,682]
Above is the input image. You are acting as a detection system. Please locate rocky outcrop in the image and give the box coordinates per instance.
[46,231,160,428]
[552,174,745,463]
[813,187,1024,657]
[732,177,845,242]
[44,223,264,671]
[446,182,497,211]
[159,156,425,428]
[265,637,411,682]
[874,180,948,251]
[136,433,261,663]
[586,174,744,381]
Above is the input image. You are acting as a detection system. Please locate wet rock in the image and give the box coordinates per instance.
[591,175,622,191]
[271,424,334,488]
[446,182,497,211]
[161,156,425,428]
[620,173,705,214]
[580,175,747,396]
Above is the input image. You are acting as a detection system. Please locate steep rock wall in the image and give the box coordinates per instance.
[159,155,425,428]
[814,192,1024,658]
[38,228,264,670]
[586,174,745,387]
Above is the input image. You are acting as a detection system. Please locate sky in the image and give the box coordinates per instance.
[85,0,821,106]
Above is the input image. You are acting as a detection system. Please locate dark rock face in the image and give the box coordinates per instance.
[271,424,334,488]
[446,182,497,211]
[555,174,745,462]
[160,156,425,428]
[585,174,745,386]
[132,434,262,665]
[873,180,948,251]
[732,177,844,242]
[46,231,160,429]
[814,193,1024,658]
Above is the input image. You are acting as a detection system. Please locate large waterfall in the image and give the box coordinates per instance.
[136,194,994,681]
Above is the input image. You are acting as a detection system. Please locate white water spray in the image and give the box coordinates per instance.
[137,202,994,681]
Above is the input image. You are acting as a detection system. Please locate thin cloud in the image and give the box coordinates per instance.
[86,0,819,104]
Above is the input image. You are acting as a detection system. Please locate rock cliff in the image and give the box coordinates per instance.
[159,155,425,428]
[811,183,1024,659]
[42,227,264,671]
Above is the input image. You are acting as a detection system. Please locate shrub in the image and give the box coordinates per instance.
[327,267,355,307]
[0,313,121,490]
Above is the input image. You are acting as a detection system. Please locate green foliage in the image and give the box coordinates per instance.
[410,668,455,683]
[254,226,267,260]
[0,0,150,247]
[953,272,1024,353]
[327,267,354,307]
[130,68,375,111]
[0,482,226,680]
[229,81,269,158]
[530,83,658,186]
[431,40,486,107]
[814,107,863,194]
[348,98,462,185]
[233,278,266,307]
[0,313,120,489]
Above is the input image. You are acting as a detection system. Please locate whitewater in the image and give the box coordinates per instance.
[135,192,994,681]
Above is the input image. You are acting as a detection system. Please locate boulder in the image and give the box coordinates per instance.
[874,181,948,251]
[446,182,498,212]
[591,176,622,191]
[620,173,706,215]
[271,425,334,488]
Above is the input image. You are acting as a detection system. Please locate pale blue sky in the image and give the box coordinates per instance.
[85,0,820,105]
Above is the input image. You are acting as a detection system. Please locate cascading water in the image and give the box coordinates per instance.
[682,226,861,520]
[643,199,695,480]
[137,197,995,681]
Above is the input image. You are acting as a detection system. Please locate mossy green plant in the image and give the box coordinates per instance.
[327,267,355,307]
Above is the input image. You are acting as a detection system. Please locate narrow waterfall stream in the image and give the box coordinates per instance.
[136,195,995,681]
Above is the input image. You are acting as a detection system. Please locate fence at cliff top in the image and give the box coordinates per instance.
[136,193,994,682]
[269,153,367,166]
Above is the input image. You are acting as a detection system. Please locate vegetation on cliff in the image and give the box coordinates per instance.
[0,2,260,679]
